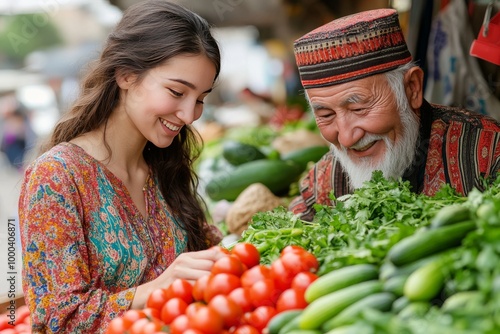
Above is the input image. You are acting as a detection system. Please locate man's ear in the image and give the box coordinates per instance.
[116,70,136,89]
[404,66,424,109]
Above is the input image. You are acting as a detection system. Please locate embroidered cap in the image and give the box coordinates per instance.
[294,8,412,89]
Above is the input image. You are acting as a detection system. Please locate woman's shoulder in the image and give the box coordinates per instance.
[25,142,97,176]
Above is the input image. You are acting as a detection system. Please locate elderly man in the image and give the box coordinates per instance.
[289,8,500,221]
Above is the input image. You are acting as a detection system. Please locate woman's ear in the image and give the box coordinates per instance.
[116,70,136,89]
[404,66,424,109]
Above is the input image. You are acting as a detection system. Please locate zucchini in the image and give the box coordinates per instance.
[322,292,396,331]
[281,145,329,171]
[285,331,321,334]
[304,264,378,303]
[221,140,267,166]
[299,280,383,330]
[404,256,448,302]
[205,159,303,201]
[430,204,470,229]
[267,309,303,334]
[387,220,476,266]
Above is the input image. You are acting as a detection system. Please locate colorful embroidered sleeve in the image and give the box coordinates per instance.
[19,156,134,333]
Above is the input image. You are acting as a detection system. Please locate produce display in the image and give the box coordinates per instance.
[105,243,319,334]
[236,172,500,333]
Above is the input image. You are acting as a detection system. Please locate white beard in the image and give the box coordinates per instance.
[331,104,420,190]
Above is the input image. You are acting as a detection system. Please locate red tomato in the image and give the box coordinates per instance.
[185,301,205,319]
[106,317,131,334]
[204,273,241,302]
[0,313,14,330]
[0,329,16,334]
[142,307,161,321]
[160,297,188,325]
[275,288,308,313]
[291,272,318,292]
[232,325,260,334]
[245,306,277,331]
[270,258,295,291]
[146,288,169,310]
[128,317,150,334]
[14,305,30,326]
[183,330,204,334]
[169,314,189,334]
[140,318,164,334]
[281,252,318,276]
[211,245,231,255]
[208,294,243,328]
[188,305,224,334]
[240,265,271,288]
[192,274,211,301]
[249,278,279,308]
[13,323,29,333]
[166,278,194,304]
[228,287,254,313]
[280,245,308,256]
[231,243,260,269]
[121,310,147,325]
[211,255,245,277]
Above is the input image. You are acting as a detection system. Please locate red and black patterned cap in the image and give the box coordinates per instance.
[294,8,412,89]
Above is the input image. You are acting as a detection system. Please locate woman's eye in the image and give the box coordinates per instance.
[169,89,183,97]
[196,99,205,105]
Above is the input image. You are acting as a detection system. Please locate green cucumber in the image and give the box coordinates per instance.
[398,301,431,319]
[392,296,410,313]
[322,292,396,331]
[281,145,329,171]
[267,309,303,334]
[205,159,303,201]
[430,204,471,229]
[299,280,383,330]
[221,140,267,166]
[404,256,448,302]
[383,275,407,297]
[278,314,302,334]
[441,291,484,313]
[380,253,442,281]
[387,220,476,266]
[304,264,378,303]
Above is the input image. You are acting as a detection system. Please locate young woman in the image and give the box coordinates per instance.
[18,1,225,332]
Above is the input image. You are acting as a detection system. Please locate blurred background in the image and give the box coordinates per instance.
[0,0,499,304]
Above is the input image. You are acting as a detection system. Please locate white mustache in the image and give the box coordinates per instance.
[348,134,386,151]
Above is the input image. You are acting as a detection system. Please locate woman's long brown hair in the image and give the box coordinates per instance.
[40,0,221,251]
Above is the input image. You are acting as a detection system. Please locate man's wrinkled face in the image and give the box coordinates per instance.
[306,73,420,189]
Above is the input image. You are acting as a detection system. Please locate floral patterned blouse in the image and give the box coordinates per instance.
[19,142,219,333]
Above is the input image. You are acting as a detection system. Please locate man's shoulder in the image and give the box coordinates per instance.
[428,103,500,130]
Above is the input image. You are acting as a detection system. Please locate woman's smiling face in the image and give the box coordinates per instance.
[117,54,217,148]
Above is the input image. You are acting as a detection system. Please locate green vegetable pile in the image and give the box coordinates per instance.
[240,171,464,275]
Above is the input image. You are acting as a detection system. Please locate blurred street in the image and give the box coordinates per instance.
[0,153,24,304]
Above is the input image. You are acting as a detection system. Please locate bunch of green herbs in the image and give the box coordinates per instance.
[240,171,465,275]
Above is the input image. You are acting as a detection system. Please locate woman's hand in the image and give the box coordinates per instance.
[131,247,227,309]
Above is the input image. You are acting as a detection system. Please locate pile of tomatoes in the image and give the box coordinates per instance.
[106,243,319,334]
[0,305,31,334]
